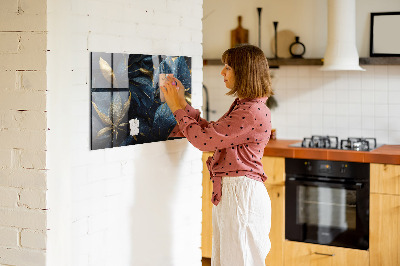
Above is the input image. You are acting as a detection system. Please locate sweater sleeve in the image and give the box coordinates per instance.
[173,106,256,152]
[169,104,210,137]
[183,104,210,128]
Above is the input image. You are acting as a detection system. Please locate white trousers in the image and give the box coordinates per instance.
[212,176,271,266]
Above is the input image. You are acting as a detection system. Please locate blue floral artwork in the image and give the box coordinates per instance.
[91,52,191,150]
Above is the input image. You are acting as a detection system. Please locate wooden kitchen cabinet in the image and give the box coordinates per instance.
[201,152,213,258]
[370,193,400,266]
[201,154,286,265]
[370,163,400,195]
[370,163,400,266]
[284,241,369,266]
[262,156,285,266]
[264,184,285,266]
[261,156,285,185]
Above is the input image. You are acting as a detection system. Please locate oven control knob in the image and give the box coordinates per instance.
[304,161,312,171]
[340,164,347,174]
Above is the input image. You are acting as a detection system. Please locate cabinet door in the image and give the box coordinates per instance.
[370,193,400,266]
[201,152,213,258]
[264,184,284,266]
[370,163,400,195]
[262,156,285,185]
[284,241,369,266]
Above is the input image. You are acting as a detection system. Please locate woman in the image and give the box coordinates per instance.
[161,44,273,266]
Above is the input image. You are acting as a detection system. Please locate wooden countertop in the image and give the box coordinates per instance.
[263,139,400,165]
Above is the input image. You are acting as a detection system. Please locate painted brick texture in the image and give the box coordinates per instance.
[46,0,203,266]
[2,0,203,265]
[0,0,48,265]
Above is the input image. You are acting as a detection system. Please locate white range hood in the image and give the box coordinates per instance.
[320,0,365,71]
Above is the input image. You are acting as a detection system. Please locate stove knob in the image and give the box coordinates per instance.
[340,164,347,174]
[305,162,312,171]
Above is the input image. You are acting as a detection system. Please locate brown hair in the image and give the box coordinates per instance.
[221,44,273,99]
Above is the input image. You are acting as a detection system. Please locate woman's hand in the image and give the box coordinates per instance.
[173,77,188,108]
[161,76,186,113]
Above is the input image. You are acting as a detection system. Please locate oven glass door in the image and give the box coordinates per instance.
[298,185,356,231]
[286,179,369,250]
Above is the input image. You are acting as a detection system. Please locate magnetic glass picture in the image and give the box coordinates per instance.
[90,52,192,150]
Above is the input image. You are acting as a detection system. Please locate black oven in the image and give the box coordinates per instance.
[285,158,369,250]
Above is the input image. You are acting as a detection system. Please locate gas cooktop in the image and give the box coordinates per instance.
[289,135,382,151]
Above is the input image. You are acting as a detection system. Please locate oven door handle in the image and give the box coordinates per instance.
[287,177,364,189]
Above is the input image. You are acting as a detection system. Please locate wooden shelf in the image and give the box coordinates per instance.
[203,58,323,67]
[359,57,400,65]
[202,59,223,66]
[268,58,322,67]
[203,57,400,67]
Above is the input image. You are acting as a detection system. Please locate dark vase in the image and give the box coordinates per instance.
[289,36,306,58]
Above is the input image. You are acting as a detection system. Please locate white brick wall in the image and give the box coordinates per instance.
[21,229,47,250]
[0,0,48,265]
[0,187,19,208]
[2,0,203,265]
[46,1,203,266]
[0,227,19,247]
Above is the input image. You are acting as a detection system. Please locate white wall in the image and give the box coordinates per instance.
[47,0,203,266]
[203,0,400,145]
[204,0,326,59]
[271,65,400,144]
[203,0,400,58]
[0,0,48,265]
[204,64,400,145]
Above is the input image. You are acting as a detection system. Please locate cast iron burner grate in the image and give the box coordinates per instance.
[340,137,377,151]
[301,135,339,149]
[297,136,378,151]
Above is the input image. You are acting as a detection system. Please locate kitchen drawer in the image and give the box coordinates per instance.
[284,241,369,266]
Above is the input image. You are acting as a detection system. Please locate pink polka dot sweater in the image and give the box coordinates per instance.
[172,97,272,206]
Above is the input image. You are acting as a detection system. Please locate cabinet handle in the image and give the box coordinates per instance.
[314,252,335,257]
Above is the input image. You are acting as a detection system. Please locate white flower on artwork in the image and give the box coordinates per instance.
[129,118,140,136]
